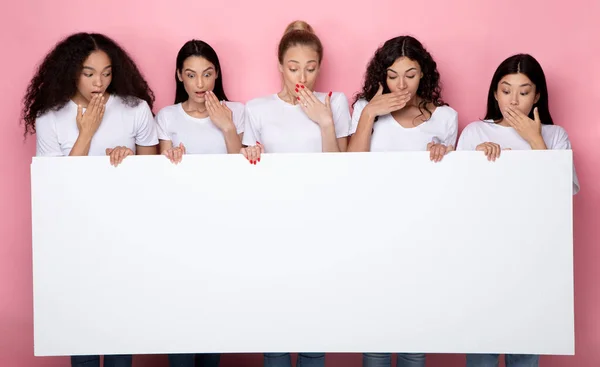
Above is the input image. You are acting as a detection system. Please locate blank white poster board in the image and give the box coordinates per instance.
[31,151,574,357]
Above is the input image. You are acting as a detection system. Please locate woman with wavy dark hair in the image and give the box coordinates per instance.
[348,36,457,164]
[21,31,158,366]
[156,39,244,165]
[23,32,158,168]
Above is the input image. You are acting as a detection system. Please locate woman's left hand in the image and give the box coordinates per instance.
[427,138,453,162]
[105,146,134,167]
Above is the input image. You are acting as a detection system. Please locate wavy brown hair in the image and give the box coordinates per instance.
[354,35,447,119]
[22,32,155,135]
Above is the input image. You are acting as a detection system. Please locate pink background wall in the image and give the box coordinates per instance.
[1,0,598,366]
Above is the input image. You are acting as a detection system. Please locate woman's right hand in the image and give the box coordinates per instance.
[476,142,511,161]
[76,94,106,137]
[163,142,186,164]
[364,84,411,119]
[241,141,264,165]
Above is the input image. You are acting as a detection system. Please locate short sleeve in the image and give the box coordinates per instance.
[456,123,478,151]
[35,113,64,157]
[548,126,580,195]
[227,102,245,135]
[133,100,159,146]
[242,104,260,146]
[155,108,170,141]
[443,108,459,147]
[331,92,351,138]
[350,99,368,135]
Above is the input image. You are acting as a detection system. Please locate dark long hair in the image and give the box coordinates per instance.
[22,32,155,135]
[175,40,228,104]
[354,35,446,119]
[485,53,553,125]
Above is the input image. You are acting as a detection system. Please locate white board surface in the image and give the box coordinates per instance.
[31,151,574,356]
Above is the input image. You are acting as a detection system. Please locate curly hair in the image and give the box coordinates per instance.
[22,32,155,135]
[354,35,447,119]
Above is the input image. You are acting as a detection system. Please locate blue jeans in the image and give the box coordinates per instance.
[264,352,324,367]
[71,355,132,367]
[363,353,425,367]
[466,354,539,367]
[168,353,221,367]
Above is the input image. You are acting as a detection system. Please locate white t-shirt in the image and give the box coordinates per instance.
[156,101,245,154]
[457,120,580,194]
[242,92,351,153]
[350,99,458,151]
[36,95,158,157]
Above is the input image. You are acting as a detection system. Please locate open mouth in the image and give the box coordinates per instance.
[195,91,206,97]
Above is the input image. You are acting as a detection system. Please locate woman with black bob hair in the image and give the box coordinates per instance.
[156,39,244,164]
[457,54,579,367]
[348,35,458,163]
[22,31,158,366]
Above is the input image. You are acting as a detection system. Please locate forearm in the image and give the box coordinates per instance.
[347,112,375,152]
[68,134,93,156]
[222,127,243,154]
[320,123,340,152]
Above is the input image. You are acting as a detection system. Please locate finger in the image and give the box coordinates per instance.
[325,91,332,109]
[485,145,492,161]
[179,142,186,155]
[493,143,500,161]
[257,141,265,154]
[534,107,541,124]
[77,104,83,122]
[298,90,312,107]
[436,145,445,162]
[304,88,319,104]
[376,83,384,96]
[97,103,106,124]
[175,148,182,164]
[110,148,117,166]
[116,148,126,166]
[249,147,257,164]
[240,148,249,160]
[105,148,113,156]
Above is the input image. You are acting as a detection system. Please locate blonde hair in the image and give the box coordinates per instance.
[278,20,323,64]
[283,20,315,35]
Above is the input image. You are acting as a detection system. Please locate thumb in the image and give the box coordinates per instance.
[105,148,113,155]
[376,83,383,96]
[534,107,540,124]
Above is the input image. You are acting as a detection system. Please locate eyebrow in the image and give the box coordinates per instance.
[184,67,214,73]
[387,67,417,74]
[82,65,111,71]
[288,60,318,64]
[501,81,533,87]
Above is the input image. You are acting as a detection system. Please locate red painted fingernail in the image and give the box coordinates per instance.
[295,88,299,92]
[297,97,300,101]
[256,141,261,145]
[328,91,332,97]
[301,85,305,89]
[258,158,261,162]
[253,160,257,165]
[296,84,299,87]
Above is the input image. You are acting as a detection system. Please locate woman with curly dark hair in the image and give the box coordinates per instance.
[23,32,158,167]
[348,36,457,164]
[21,32,158,367]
